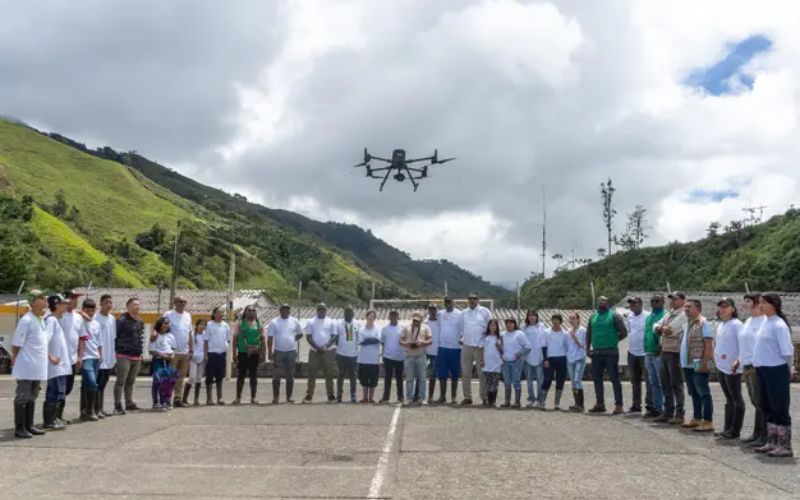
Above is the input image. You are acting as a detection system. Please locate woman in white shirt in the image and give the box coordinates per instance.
[204,307,230,405]
[752,293,794,458]
[186,319,207,407]
[500,319,531,409]
[523,310,546,409]
[357,311,381,403]
[149,317,176,411]
[566,312,587,412]
[479,320,503,407]
[541,314,570,410]
[713,298,744,439]
[738,293,767,446]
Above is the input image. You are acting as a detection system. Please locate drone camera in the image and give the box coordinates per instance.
[394,172,406,182]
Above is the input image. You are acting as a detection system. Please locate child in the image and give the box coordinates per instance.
[186,319,207,407]
[149,317,176,411]
[479,319,503,407]
[566,312,587,412]
[357,311,381,403]
[500,319,532,408]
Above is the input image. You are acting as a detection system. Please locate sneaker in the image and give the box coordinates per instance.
[588,405,606,413]
[612,405,624,415]
[112,406,126,416]
[693,420,714,432]
[80,413,99,422]
[526,402,536,409]
[459,398,473,406]
[232,398,241,406]
[681,418,701,429]
[125,403,141,412]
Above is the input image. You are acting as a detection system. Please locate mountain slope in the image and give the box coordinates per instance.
[520,209,800,309]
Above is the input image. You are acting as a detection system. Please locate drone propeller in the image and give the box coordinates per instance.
[353,161,369,168]
[435,157,456,164]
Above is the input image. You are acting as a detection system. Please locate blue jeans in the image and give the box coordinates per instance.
[524,362,544,402]
[502,358,524,391]
[81,358,100,392]
[46,375,68,403]
[683,368,713,421]
[567,358,586,390]
[405,355,427,402]
[645,355,664,412]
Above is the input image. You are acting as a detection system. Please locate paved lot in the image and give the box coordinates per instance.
[1,376,798,499]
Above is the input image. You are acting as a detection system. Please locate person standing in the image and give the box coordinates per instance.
[11,290,48,439]
[626,297,651,415]
[43,294,71,431]
[267,304,303,404]
[541,314,569,410]
[459,293,492,406]
[380,310,405,404]
[653,292,689,425]
[738,293,767,446]
[400,312,432,406]
[232,306,265,405]
[357,311,381,403]
[58,290,83,423]
[204,307,231,405]
[78,299,102,421]
[714,298,745,439]
[303,303,337,403]
[643,295,666,419]
[679,299,714,432]
[149,317,176,411]
[566,312,587,413]
[523,310,547,409]
[424,304,440,402]
[499,318,531,409]
[479,320,502,408]
[334,306,360,403]
[94,294,116,419]
[162,297,193,407]
[753,293,794,457]
[114,297,145,415]
[586,296,628,414]
[186,319,207,406]
[435,297,462,404]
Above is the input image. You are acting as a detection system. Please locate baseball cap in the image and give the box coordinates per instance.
[627,296,643,304]
[279,303,291,310]
[668,291,686,299]
[27,289,47,302]
[411,312,423,321]
[597,295,609,302]
[717,297,736,307]
[62,289,83,300]
[427,302,438,310]
[47,294,65,309]
[174,295,187,303]
[316,302,327,310]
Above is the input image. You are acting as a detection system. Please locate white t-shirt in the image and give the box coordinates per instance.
[480,335,502,373]
[205,321,231,354]
[267,316,302,353]
[566,326,587,363]
[150,333,176,356]
[305,317,336,352]
[752,315,794,368]
[59,310,82,365]
[501,329,531,362]
[714,318,743,375]
[336,320,360,358]
[523,323,546,366]
[739,316,764,366]
[80,319,102,360]
[460,306,492,347]
[191,333,206,363]
[381,324,405,362]
[357,326,381,365]
[424,318,440,355]
[437,309,462,349]
[163,310,193,354]
[626,311,650,357]
[545,328,569,357]
[12,312,48,381]
[45,314,72,379]
[94,312,117,369]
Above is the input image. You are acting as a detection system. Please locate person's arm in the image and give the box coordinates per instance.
[305,323,322,352]
[398,327,410,347]
[614,314,628,341]
[585,320,593,355]
[293,321,303,341]
[231,322,239,364]
[420,327,432,347]
[699,322,714,373]
[10,316,29,367]
[478,347,485,367]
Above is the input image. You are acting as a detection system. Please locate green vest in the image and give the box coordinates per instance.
[644,309,666,354]
[237,320,262,353]
[590,310,617,350]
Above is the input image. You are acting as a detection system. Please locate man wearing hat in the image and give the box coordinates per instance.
[653,291,689,424]
[435,296,462,404]
[643,294,667,419]
[400,312,433,406]
[459,292,493,405]
[586,296,628,414]
[43,294,72,431]
[161,296,194,407]
[303,303,337,403]
[625,296,652,415]
[267,304,304,403]
[11,290,48,438]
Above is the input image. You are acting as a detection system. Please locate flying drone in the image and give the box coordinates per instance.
[353,148,456,192]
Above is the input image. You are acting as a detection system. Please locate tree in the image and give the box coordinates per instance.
[51,190,68,217]
[707,221,721,237]
[600,178,616,255]
[597,248,607,258]
[615,205,650,251]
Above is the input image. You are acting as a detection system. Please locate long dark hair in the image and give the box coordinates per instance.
[154,317,170,334]
[761,293,792,333]
[524,309,539,326]
[485,319,500,336]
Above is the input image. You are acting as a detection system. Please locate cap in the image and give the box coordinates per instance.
[174,295,187,303]
[411,312,423,321]
[467,292,479,299]
[427,302,438,310]
[316,302,327,310]
[627,296,643,304]
[47,294,65,309]
[597,295,609,302]
[28,289,47,301]
[279,303,291,310]
[717,297,736,307]
[62,289,83,300]
[668,291,686,299]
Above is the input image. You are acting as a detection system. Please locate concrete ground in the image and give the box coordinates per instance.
[0,375,798,499]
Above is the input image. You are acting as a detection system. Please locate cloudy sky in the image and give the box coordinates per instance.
[2,0,799,287]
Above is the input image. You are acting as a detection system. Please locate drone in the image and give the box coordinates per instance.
[353,148,456,192]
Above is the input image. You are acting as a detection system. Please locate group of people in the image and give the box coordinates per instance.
[9,289,794,458]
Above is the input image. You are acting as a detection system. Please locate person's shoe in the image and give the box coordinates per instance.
[272,398,280,405]
[328,394,337,403]
[350,395,357,403]
[286,398,295,404]
[206,399,216,406]
[125,403,142,412]
[174,400,185,408]
[193,400,200,407]
[643,410,661,419]
[755,424,778,454]
[500,401,511,408]
[740,432,759,444]
[627,406,641,414]
[767,425,794,458]
[681,418,701,429]
[232,398,241,405]
[588,405,606,414]
[434,397,446,405]
[113,405,126,416]
[251,398,260,405]
[459,398,473,406]
[217,400,225,406]
[336,395,342,403]
[721,430,739,439]
[303,395,313,403]
[612,405,624,415]
[668,416,684,425]
[15,404,32,438]
[653,413,672,423]
[526,401,536,409]
[693,420,714,432]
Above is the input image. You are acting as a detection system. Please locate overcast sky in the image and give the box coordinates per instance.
[2,0,798,287]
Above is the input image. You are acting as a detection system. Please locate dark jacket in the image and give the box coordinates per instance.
[116,313,144,358]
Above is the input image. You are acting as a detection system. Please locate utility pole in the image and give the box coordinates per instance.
[516,281,521,310]
[541,185,547,277]
[298,281,303,303]
[169,220,181,305]
[444,281,448,296]
[371,281,376,300]
[227,244,236,322]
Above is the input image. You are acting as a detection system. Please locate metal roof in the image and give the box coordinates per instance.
[74,288,270,315]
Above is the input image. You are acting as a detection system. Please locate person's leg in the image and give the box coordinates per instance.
[173,354,188,405]
[669,355,685,419]
[306,351,320,401]
[692,371,713,430]
[381,358,393,402]
[125,359,142,409]
[272,351,285,403]
[114,358,130,410]
[763,365,793,456]
[473,347,487,403]
[404,357,416,402]
[394,358,404,402]
[645,355,664,415]
[427,354,437,401]
[574,359,586,411]
[66,364,76,396]
[235,352,248,402]
[323,351,337,400]
[682,368,701,423]
[248,353,260,401]
[82,359,100,419]
[95,368,110,417]
[415,356,427,403]
[742,366,765,444]
[460,346,473,402]
[336,354,346,401]
[728,373,745,437]
[657,354,673,420]
[590,354,606,410]
[22,380,44,435]
[641,356,652,412]
[525,362,536,404]
[608,352,623,409]
[285,351,297,401]
[347,357,357,401]
[718,370,733,433]
[501,362,512,406]
[628,352,642,411]
[512,359,523,407]
[553,357,566,408]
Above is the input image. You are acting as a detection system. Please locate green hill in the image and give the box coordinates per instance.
[0,118,508,303]
[520,209,800,309]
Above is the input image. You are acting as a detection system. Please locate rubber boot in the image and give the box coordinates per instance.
[512,388,522,409]
[216,380,225,405]
[81,391,99,422]
[193,383,201,406]
[43,402,65,431]
[428,380,435,402]
[742,409,763,444]
[749,410,769,448]
[729,405,745,439]
[25,402,45,435]
[206,384,214,405]
[554,389,563,410]
[569,389,578,411]
[15,403,32,439]
[767,425,794,458]
[95,389,106,419]
[576,389,585,412]
[56,401,69,425]
[450,379,458,404]
[501,386,512,408]
[755,423,778,454]
[182,383,192,407]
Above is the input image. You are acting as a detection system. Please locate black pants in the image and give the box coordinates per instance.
[718,370,745,433]
[336,354,358,399]
[236,352,260,399]
[65,364,77,396]
[659,352,684,416]
[206,352,226,385]
[627,353,651,410]
[757,364,792,426]
[591,351,623,407]
[382,358,404,402]
[542,356,567,391]
[97,368,112,392]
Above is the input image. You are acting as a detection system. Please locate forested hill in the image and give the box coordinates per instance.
[521,209,800,309]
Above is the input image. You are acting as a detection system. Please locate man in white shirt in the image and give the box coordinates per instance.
[423,304,440,402]
[267,304,303,404]
[94,294,116,419]
[78,299,102,422]
[44,294,71,431]
[333,306,360,403]
[304,303,337,403]
[380,310,406,403]
[435,296,462,404]
[161,296,193,407]
[626,297,651,414]
[459,293,492,405]
[59,289,84,421]
[11,290,48,439]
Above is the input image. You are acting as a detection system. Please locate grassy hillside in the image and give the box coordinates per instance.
[521,209,800,309]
